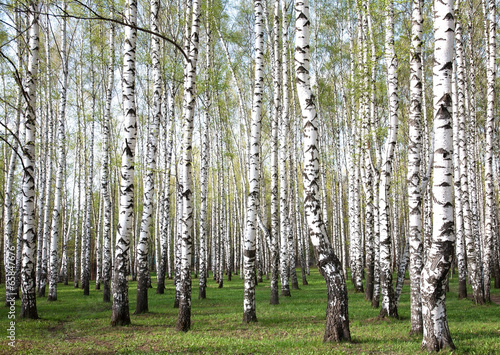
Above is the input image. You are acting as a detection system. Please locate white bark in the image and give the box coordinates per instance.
[102,15,115,303]
[112,0,137,326]
[21,2,40,319]
[48,8,68,300]
[379,0,399,318]
[420,0,455,348]
[483,0,496,303]
[295,0,350,342]
[408,0,423,334]
[177,0,201,331]
[243,0,264,323]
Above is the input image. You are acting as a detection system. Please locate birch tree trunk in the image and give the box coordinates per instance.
[243,0,265,324]
[378,0,399,318]
[482,0,496,303]
[420,0,455,348]
[101,15,115,303]
[456,0,482,304]
[280,0,292,297]
[134,0,162,315]
[269,0,281,304]
[83,54,95,296]
[408,0,423,334]
[295,0,350,342]
[176,0,201,331]
[48,5,68,301]
[3,70,21,306]
[20,1,40,319]
[198,0,211,299]
[112,0,138,326]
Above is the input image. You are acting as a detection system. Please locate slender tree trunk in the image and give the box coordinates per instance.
[101,15,115,304]
[198,1,211,300]
[268,0,281,306]
[20,1,40,319]
[243,0,265,324]
[279,40,291,295]
[111,0,138,326]
[378,0,399,319]
[3,77,21,306]
[420,0,455,348]
[408,0,423,334]
[482,0,496,303]
[176,0,201,332]
[135,0,162,315]
[295,0,350,342]
[48,6,68,301]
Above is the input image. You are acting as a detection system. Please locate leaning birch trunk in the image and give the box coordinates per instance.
[378,0,399,319]
[420,0,455,349]
[112,0,138,326]
[407,0,423,334]
[243,0,264,324]
[101,15,115,304]
[48,7,68,301]
[176,0,201,332]
[295,0,350,342]
[20,1,40,319]
[482,0,496,303]
[269,0,281,304]
[135,0,162,315]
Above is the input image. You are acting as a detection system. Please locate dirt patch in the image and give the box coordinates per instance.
[489,294,500,305]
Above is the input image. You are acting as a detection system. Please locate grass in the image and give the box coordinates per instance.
[0,270,499,354]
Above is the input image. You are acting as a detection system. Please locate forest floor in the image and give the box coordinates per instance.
[0,269,499,354]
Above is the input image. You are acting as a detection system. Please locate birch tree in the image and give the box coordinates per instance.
[48,3,68,301]
[243,0,264,323]
[407,0,423,334]
[269,0,281,305]
[295,0,350,342]
[20,1,40,319]
[420,0,455,348]
[112,0,138,326]
[101,14,115,303]
[378,0,399,319]
[176,0,201,331]
[198,0,211,300]
[482,0,496,304]
[135,0,162,315]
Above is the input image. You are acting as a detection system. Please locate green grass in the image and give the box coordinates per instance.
[0,270,499,354]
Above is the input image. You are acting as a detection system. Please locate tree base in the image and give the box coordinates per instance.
[38,285,46,298]
[409,326,422,336]
[242,310,257,323]
[281,286,291,297]
[270,288,279,305]
[458,280,467,299]
[176,304,191,332]
[103,281,111,303]
[198,286,206,299]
